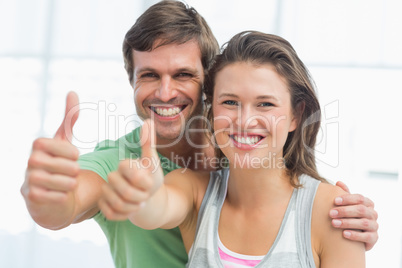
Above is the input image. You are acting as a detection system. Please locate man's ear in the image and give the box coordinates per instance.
[289,101,305,132]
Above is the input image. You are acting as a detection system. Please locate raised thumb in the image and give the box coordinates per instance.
[54,91,80,141]
[140,119,158,161]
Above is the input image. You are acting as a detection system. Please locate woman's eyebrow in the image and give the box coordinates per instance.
[256,95,278,101]
[217,93,239,99]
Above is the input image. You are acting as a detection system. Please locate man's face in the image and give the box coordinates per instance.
[132,40,204,143]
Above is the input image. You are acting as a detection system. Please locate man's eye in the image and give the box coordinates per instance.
[141,73,157,78]
[223,100,238,106]
[176,72,193,78]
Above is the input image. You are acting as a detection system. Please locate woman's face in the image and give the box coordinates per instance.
[212,62,297,168]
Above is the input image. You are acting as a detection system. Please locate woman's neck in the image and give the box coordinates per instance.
[226,165,294,210]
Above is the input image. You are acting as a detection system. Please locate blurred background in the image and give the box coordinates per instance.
[0,0,401,267]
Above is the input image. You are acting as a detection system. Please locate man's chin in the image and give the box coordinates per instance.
[155,123,186,142]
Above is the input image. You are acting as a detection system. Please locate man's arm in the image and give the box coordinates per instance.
[21,92,104,229]
[331,181,379,250]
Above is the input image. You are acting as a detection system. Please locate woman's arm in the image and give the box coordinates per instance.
[312,183,366,268]
[129,168,200,230]
[98,119,206,230]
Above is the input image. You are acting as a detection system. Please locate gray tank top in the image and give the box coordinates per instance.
[186,168,320,268]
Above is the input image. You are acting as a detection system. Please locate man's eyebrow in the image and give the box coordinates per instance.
[176,67,200,75]
[135,67,155,75]
[135,67,200,75]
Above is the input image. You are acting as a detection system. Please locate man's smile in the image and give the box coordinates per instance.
[149,105,187,118]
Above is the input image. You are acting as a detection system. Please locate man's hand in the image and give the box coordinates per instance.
[21,92,80,228]
[98,119,164,221]
[330,181,379,251]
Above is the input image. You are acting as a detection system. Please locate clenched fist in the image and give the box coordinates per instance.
[99,119,164,221]
[21,92,80,228]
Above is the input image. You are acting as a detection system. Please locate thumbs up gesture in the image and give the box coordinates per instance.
[21,92,81,223]
[99,119,164,221]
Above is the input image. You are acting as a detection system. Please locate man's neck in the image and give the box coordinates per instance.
[156,119,216,171]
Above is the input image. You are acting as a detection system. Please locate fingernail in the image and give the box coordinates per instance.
[329,209,338,217]
[335,197,343,205]
[332,219,342,227]
[139,202,146,209]
[344,231,351,238]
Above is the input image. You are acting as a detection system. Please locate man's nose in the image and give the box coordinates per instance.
[155,76,179,102]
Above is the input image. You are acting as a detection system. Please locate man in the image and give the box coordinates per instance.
[21,1,378,267]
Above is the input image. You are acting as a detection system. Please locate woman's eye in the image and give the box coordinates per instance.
[259,102,273,107]
[223,100,238,106]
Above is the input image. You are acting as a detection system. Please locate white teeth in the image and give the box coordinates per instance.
[154,107,181,117]
[233,135,261,145]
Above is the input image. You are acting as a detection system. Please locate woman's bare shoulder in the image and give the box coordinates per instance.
[312,181,346,226]
[311,181,365,267]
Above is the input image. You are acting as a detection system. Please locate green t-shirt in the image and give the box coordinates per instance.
[78,126,187,268]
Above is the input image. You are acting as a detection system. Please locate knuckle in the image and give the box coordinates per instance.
[375,232,379,242]
[101,184,109,196]
[373,209,379,220]
[138,191,150,203]
[121,188,134,201]
[26,188,40,202]
[132,203,144,213]
[111,198,125,211]
[350,231,360,240]
[101,206,113,219]
[66,177,77,190]
[28,170,41,183]
[374,221,379,231]
[337,219,347,228]
[70,146,80,160]
[70,163,80,176]
[355,194,365,204]
[361,218,370,229]
[32,138,46,150]
[356,204,367,216]
[365,197,375,208]
[28,152,43,168]
[107,172,119,185]
[365,231,374,242]
[130,170,146,185]
[20,184,26,197]
[28,170,45,185]
[55,194,68,204]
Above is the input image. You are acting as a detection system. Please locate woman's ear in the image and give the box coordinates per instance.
[289,101,305,132]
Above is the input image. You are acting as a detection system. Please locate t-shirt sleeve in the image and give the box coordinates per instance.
[77,126,181,183]
[78,141,121,182]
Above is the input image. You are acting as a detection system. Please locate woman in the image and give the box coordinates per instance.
[107,31,366,267]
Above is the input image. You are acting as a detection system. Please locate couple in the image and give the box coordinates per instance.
[22,1,377,267]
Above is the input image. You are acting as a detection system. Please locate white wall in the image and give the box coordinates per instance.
[1,0,400,267]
